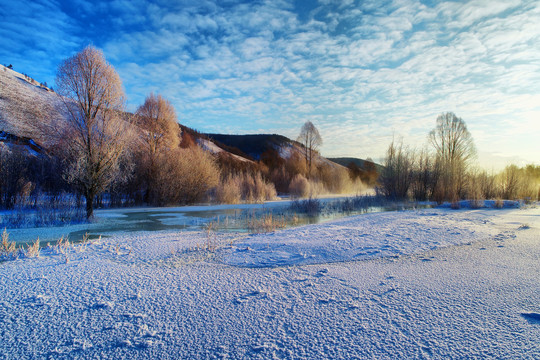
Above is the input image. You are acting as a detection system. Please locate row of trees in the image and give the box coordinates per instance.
[1,46,362,219]
[51,47,232,217]
[379,112,539,202]
[8,46,533,219]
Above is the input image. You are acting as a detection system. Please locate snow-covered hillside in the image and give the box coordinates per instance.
[0,66,258,164]
[0,65,352,171]
[208,133,351,172]
[1,206,538,359]
[0,65,63,148]
[197,138,253,163]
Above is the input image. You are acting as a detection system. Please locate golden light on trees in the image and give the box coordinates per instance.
[56,46,132,218]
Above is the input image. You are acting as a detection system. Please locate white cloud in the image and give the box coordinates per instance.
[4,0,537,166]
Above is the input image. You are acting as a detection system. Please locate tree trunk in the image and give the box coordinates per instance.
[85,192,94,219]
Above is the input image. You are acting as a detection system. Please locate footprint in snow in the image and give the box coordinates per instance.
[122,313,147,319]
[521,312,540,324]
[118,339,155,349]
[314,268,328,277]
[234,290,267,304]
[24,294,52,307]
[93,301,114,310]
[318,297,336,304]
[252,342,279,353]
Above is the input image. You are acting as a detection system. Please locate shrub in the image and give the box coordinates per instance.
[378,139,415,200]
[245,172,276,202]
[269,166,291,194]
[289,174,310,198]
[450,201,461,210]
[467,171,485,208]
[1,228,17,260]
[317,165,355,194]
[290,198,322,216]
[215,172,276,204]
[154,146,220,205]
[25,237,40,258]
[215,175,242,204]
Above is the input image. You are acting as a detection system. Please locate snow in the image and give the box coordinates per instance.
[197,138,253,163]
[1,206,539,359]
[223,208,503,267]
[0,65,65,147]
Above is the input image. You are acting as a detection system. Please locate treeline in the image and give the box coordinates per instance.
[0,47,368,218]
[378,112,539,203]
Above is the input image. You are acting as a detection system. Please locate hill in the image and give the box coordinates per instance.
[205,133,294,160]
[0,65,350,175]
[0,64,367,209]
[0,65,63,149]
[328,157,383,172]
[328,157,381,186]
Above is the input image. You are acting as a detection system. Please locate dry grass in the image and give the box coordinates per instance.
[26,237,40,258]
[1,228,17,260]
[247,213,286,233]
[216,172,277,204]
[202,221,219,251]
[0,228,99,263]
[54,235,71,255]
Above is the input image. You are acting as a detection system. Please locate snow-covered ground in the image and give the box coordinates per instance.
[1,206,539,359]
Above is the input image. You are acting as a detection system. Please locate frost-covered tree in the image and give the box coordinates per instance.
[135,93,181,204]
[297,121,322,178]
[56,46,131,218]
[153,146,219,205]
[429,112,475,201]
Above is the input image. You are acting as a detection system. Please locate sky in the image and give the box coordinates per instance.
[1,0,539,168]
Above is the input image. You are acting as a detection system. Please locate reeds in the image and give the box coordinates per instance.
[25,237,40,258]
[247,213,286,233]
[1,228,17,260]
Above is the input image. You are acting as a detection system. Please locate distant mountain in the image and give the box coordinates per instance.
[328,157,381,186]
[206,133,348,173]
[205,133,294,160]
[328,157,383,171]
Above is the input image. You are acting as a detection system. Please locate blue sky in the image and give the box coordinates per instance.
[1,0,539,168]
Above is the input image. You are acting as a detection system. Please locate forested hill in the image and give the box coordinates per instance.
[205,133,295,160]
[328,157,383,172]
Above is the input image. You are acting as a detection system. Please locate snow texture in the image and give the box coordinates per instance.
[1,207,539,359]
[0,66,64,148]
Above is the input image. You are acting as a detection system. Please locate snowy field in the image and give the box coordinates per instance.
[1,206,539,359]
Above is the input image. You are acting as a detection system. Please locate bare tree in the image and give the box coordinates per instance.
[411,148,437,201]
[135,93,181,204]
[56,46,131,218]
[429,112,475,201]
[297,121,322,178]
[378,138,415,200]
